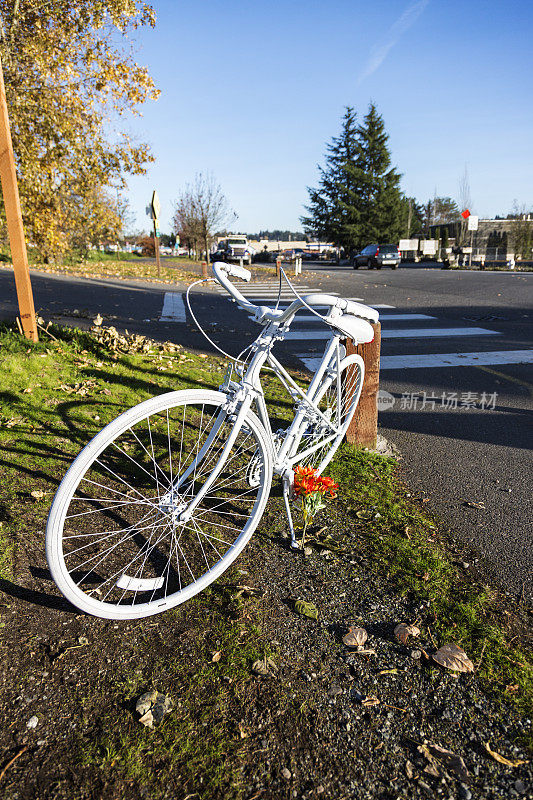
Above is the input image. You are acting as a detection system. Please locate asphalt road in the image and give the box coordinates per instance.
[1,263,532,599]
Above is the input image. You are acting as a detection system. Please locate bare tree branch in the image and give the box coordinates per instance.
[173,173,233,262]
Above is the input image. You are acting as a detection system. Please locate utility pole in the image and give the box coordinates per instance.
[0,57,37,341]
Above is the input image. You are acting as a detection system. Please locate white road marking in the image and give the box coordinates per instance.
[299,350,533,373]
[379,350,533,370]
[275,313,435,323]
[284,327,499,341]
[160,292,187,322]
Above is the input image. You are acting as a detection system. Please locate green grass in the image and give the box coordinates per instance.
[329,445,533,719]
[81,586,270,798]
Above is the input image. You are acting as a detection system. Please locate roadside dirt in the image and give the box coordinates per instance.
[0,487,531,800]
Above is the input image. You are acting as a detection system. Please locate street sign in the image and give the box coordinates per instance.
[467,215,479,231]
[154,221,160,237]
[461,209,471,219]
[399,239,418,251]
[151,190,161,221]
[420,239,438,255]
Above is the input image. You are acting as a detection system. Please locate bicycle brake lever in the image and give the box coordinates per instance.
[253,306,285,323]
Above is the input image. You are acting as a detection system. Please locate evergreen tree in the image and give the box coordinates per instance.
[301,107,362,250]
[301,103,404,250]
[355,103,403,245]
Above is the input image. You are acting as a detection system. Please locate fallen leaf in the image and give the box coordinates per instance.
[427,744,469,781]
[294,599,318,620]
[361,696,380,707]
[405,760,415,779]
[356,510,372,520]
[252,657,278,676]
[234,584,265,599]
[432,643,474,673]
[483,742,529,767]
[378,668,399,675]
[418,744,441,777]
[138,709,154,728]
[30,490,46,500]
[93,314,103,326]
[464,500,485,509]
[394,623,421,645]
[135,691,174,728]
[211,651,221,662]
[342,627,368,649]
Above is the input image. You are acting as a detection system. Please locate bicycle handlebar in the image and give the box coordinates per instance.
[211,261,379,333]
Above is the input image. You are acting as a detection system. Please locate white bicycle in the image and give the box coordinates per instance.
[46,262,378,619]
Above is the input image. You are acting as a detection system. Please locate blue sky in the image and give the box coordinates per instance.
[124,0,532,234]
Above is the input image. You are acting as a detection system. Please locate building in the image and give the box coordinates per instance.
[430,217,533,262]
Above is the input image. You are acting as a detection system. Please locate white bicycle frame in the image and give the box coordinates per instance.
[178,261,378,546]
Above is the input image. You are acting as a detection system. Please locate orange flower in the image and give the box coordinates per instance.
[293,466,339,498]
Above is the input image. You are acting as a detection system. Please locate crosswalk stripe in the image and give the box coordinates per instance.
[299,350,533,373]
[284,327,499,341]
[379,350,533,370]
[266,313,435,323]
[160,292,186,322]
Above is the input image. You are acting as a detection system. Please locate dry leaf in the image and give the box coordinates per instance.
[464,500,485,509]
[294,599,318,620]
[135,691,174,729]
[342,627,368,649]
[361,696,380,707]
[405,760,415,779]
[234,584,265,599]
[30,490,46,500]
[211,651,221,663]
[427,744,469,781]
[378,668,399,675]
[418,744,441,777]
[394,623,421,645]
[252,657,277,676]
[93,314,103,326]
[138,710,154,728]
[483,742,529,767]
[432,643,474,673]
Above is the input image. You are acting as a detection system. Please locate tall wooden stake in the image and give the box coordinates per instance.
[153,221,161,278]
[345,322,381,448]
[0,58,37,341]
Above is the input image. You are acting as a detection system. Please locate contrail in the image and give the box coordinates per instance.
[357,0,430,85]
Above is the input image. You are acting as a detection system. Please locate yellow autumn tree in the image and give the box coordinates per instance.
[0,1,159,259]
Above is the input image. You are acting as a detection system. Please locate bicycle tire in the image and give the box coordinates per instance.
[291,353,364,474]
[46,390,272,620]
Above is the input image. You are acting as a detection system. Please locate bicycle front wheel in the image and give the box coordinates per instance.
[292,353,365,473]
[46,390,272,619]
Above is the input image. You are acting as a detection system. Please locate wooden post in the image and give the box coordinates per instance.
[153,221,161,278]
[0,58,37,341]
[345,322,381,448]
[276,256,281,278]
[201,261,208,279]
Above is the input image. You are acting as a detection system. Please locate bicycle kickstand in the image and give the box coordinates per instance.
[282,470,300,550]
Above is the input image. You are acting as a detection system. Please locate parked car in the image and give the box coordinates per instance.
[352,244,400,269]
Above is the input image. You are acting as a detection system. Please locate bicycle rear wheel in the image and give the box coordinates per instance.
[292,353,364,473]
[46,390,272,619]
